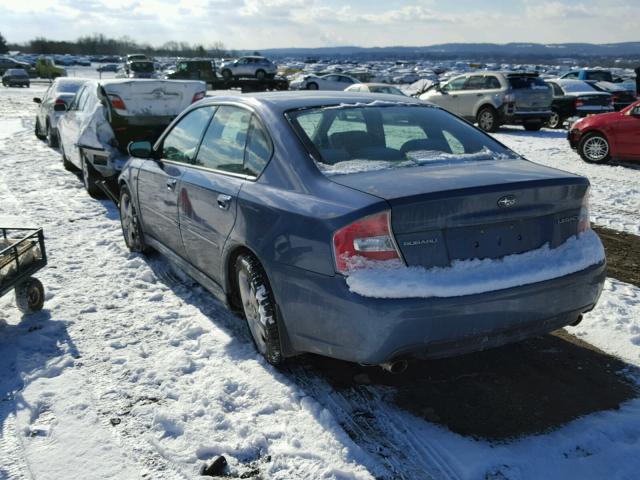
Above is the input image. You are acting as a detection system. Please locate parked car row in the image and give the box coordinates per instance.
[32,83,609,369]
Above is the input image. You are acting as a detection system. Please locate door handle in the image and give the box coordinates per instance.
[166,178,177,191]
[217,194,232,210]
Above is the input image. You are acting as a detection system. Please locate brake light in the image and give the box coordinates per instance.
[192,91,205,103]
[108,94,126,111]
[332,210,403,274]
[575,98,584,108]
[578,187,591,234]
[611,94,619,105]
[54,98,66,106]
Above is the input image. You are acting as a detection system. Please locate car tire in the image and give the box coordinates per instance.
[221,69,232,81]
[235,254,284,366]
[81,153,102,198]
[306,82,319,90]
[523,122,543,131]
[578,132,611,164]
[255,69,266,80]
[547,111,564,129]
[15,278,45,314]
[46,122,58,147]
[119,185,148,253]
[34,119,46,140]
[476,106,498,132]
[58,134,77,171]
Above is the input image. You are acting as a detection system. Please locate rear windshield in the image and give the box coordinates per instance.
[507,76,549,90]
[130,62,154,73]
[585,71,613,82]
[560,82,598,93]
[287,104,517,175]
[6,69,27,76]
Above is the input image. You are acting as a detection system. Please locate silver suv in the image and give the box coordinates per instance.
[419,72,553,132]
[219,56,277,81]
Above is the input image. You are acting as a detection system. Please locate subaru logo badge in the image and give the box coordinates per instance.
[497,195,516,208]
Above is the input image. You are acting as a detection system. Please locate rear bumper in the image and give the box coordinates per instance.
[270,260,606,365]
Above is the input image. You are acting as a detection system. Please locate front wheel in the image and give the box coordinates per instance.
[46,123,58,147]
[476,107,498,132]
[306,82,319,90]
[15,278,45,314]
[547,111,564,129]
[235,254,284,366]
[255,69,266,80]
[35,119,46,140]
[119,185,148,253]
[221,69,232,81]
[578,133,611,164]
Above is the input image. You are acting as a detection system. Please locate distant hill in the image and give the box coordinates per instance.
[258,42,640,61]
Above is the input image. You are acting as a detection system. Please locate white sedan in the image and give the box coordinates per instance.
[345,83,407,96]
[290,73,360,91]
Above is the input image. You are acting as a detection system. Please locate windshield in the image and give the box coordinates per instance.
[56,81,84,94]
[7,69,27,76]
[130,62,154,73]
[288,104,517,176]
[507,76,549,90]
[369,86,405,96]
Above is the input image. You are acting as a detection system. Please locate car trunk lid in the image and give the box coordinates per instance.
[329,160,589,268]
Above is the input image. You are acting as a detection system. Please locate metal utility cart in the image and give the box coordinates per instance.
[0,227,47,313]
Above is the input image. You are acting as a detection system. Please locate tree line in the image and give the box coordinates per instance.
[1,32,232,58]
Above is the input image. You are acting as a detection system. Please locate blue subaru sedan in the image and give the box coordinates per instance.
[118,92,606,370]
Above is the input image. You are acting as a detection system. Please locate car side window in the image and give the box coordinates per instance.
[325,75,338,82]
[194,106,252,174]
[485,76,501,89]
[463,76,486,90]
[444,77,466,92]
[564,72,579,79]
[162,107,214,164]
[244,116,273,177]
[549,82,563,96]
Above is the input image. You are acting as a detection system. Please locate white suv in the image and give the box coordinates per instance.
[420,72,553,132]
[219,56,277,81]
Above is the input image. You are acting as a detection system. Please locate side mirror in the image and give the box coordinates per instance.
[128,141,153,159]
[33,97,42,104]
[53,103,67,112]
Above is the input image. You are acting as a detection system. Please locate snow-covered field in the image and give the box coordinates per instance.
[1,85,640,479]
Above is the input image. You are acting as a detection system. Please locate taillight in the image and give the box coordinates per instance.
[611,94,619,106]
[575,98,584,108]
[192,91,205,103]
[332,210,403,274]
[108,94,126,111]
[578,187,591,234]
[54,98,66,106]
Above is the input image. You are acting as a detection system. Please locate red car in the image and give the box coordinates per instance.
[568,100,640,163]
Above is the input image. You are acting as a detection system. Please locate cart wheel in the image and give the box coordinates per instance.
[15,278,45,314]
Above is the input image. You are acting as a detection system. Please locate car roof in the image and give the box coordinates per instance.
[197,91,425,113]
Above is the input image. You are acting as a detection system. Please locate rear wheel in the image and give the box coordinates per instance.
[235,254,283,366]
[523,122,543,131]
[119,185,148,253]
[221,69,232,81]
[476,107,498,132]
[81,153,102,198]
[306,82,319,90]
[15,278,45,314]
[255,69,266,80]
[578,132,611,164]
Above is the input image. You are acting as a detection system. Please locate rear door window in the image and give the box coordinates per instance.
[507,76,549,90]
[463,76,486,90]
[194,106,252,175]
[585,71,613,82]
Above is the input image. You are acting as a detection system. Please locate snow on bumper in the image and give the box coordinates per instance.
[346,230,605,299]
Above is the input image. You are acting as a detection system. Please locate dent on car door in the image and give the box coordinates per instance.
[136,106,214,257]
[179,105,264,281]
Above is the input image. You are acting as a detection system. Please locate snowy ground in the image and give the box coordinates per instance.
[1,85,640,479]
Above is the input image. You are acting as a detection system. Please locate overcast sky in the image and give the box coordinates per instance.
[0,0,637,49]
